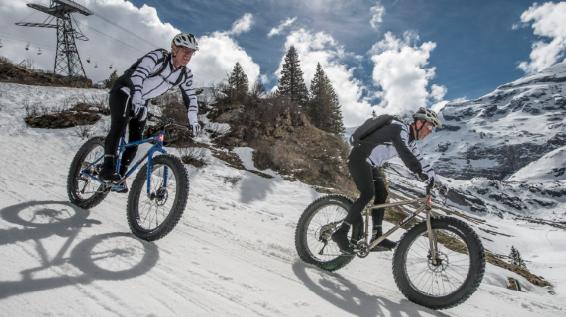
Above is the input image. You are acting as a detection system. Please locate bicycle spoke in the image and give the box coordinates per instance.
[134,163,178,232]
[305,204,348,260]
[404,228,472,297]
[74,146,105,201]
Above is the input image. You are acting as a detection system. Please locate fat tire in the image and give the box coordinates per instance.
[67,136,109,209]
[392,216,485,309]
[295,194,355,271]
[127,154,189,241]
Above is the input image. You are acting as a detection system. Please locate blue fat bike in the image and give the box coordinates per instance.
[67,113,190,241]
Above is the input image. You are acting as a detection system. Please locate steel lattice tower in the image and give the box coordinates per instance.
[16,0,92,77]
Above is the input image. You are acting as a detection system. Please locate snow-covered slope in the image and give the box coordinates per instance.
[1,83,565,316]
[509,146,566,181]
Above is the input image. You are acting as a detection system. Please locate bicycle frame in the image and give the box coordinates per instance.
[79,130,169,195]
[115,131,168,195]
[361,197,440,263]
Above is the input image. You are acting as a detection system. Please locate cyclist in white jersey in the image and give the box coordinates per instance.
[99,33,200,190]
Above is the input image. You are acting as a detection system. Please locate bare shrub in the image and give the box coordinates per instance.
[24,95,105,129]
[161,99,188,123]
[179,147,207,167]
[50,104,67,115]
[75,94,110,115]
[222,176,241,186]
[18,59,34,70]
[74,124,93,140]
[256,95,300,123]
[23,99,41,117]
[206,122,230,138]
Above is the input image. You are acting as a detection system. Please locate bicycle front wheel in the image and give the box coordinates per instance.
[392,216,485,309]
[127,154,189,241]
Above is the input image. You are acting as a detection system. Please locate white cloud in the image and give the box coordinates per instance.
[228,13,254,36]
[191,32,260,85]
[370,2,385,31]
[369,31,443,116]
[0,0,260,86]
[276,29,372,127]
[430,84,447,102]
[267,17,297,38]
[517,2,566,73]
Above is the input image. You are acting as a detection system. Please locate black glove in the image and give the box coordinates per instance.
[426,178,435,195]
[417,172,429,181]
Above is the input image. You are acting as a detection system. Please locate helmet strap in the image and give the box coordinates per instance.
[413,119,423,139]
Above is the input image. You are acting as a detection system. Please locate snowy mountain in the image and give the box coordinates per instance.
[380,61,566,221]
[1,82,566,316]
[426,60,566,182]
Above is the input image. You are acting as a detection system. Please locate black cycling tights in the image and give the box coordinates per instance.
[344,153,388,228]
[103,89,146,171]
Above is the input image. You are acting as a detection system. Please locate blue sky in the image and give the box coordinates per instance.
[2,0,565,126]
[130,0,537,100]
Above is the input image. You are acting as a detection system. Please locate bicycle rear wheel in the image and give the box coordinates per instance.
[294,195,355,271]
[67,136,109,209]
[392,216,485,309]
[127,154,189,241]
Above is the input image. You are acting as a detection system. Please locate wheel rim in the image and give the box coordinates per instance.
[304,202,349,262]
[403,227,471,298]
[75,145,105,200]
[135,163,178,231]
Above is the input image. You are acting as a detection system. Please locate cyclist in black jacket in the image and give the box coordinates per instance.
[332,108,442,252]
[99,33,200,191]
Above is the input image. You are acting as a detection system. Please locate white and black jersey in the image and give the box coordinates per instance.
[119,49,198,123]
[350,120,435,181]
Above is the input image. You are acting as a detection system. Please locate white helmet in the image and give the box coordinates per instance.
[413,107,442,128]
[172,33,199,51]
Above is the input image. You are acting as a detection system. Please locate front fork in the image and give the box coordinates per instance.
[145,147,168,196]
[426,205,440,265]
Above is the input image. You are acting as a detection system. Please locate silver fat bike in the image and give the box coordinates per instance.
[294,181,486,310]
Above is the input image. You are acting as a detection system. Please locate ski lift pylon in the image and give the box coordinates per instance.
[37,48,42,55]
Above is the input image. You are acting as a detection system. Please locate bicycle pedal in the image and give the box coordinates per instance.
[110,183,128,193]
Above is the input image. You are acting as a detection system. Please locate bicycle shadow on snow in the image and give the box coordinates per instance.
[0,200,160,299]
[292,261,451,317]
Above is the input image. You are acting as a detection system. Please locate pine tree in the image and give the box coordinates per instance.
[227,62,248,101]
[509,246,527,269]
[307,63,345,134]
[277,46,308,106]
[104,70,119,89]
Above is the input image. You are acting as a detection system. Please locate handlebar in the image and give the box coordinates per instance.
[147,112,191,131]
